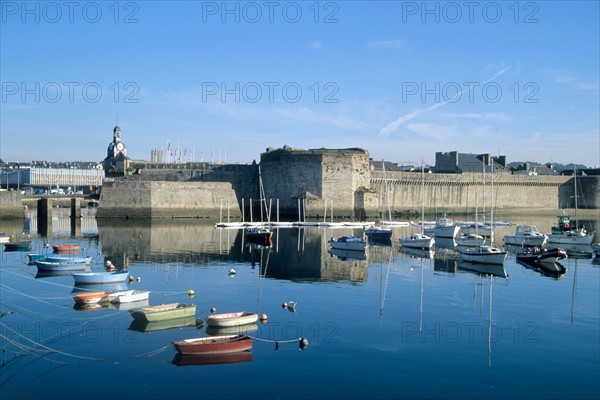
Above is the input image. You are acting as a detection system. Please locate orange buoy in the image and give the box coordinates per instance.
[260,313,268,323]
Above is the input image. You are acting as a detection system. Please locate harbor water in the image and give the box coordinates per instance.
[0,215,599,399]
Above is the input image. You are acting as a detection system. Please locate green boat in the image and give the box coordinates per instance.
[129,303,196,322]
[4,241,32,251]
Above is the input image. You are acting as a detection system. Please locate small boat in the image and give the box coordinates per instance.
[504,225,547,247]
[329,236,367,252]
[206,312,259,328]
[459,222,492,237]
[173,334,253,355]
[107,290,150,304]
[172,351,252,366]
[53,244,80,254]
[73,291,109,305]
[459,245,507,265]
[4,241,32,251]
[516,247,568,267]
[206,323,259,337]
[546,215,594,245]
[34,256,93,271]
[35,260,90,272]
[107,299,150,311]
[130,303,196,322]
[400,233,434,249]
[72,270,130,285]
[432,216,460,239]
[364,226,393,241]
[455,233,486,247]
[244,226,273,245]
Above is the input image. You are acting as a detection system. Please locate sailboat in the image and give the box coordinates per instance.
[380,160,409,228]
[455,200,486,247]
[547,167,594,245]
[400,161,434,249]
[459,157,507,265]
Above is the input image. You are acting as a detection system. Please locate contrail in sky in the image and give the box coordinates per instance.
[379,66,511,137]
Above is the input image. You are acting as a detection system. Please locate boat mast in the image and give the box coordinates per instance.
[574,166,578,230]
[420,160,425,235]
[490,157,495,245]
[383,159,392,222]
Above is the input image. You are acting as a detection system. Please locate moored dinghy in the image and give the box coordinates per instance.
[130,303,196,322]
[206,311,259,327]
[73,291,109,305]
[329,236,367,252]
[107,290,151,304]
[173,334,252,355]
[72,270,130,285]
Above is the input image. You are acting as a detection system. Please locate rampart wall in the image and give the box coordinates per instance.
[95,150,599,220]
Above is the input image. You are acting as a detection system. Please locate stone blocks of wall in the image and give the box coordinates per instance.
[0,191,24,219]
[97,180,241,218]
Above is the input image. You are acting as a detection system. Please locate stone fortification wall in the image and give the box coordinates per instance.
[260,147,371,219]
[97,180,241,219]
[0,191,24,219]
[368,171,570,214]
[558,176,600,209]
[95,150,598,220]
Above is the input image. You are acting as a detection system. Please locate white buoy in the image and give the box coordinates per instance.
[228,268,237,275]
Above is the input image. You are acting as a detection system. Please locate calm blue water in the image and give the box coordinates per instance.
[1,217,599,400]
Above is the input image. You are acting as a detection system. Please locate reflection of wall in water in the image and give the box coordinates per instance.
[97,221,238,268]
[261,228,368,282]
[97,221,369,282]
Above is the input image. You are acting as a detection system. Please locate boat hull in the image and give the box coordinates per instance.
[4,242,32,251]
[459,246,507,265]
[173,335,252,355]
[400,234,434,249]
[433,225,459,239]
[108,290,150,303]
[72,271,130,284]
[547,232,594,245]
[53,245,80,254]
[130,303,196,322]
[206,312,259,327]
[73,291,109,305]
[329,236,367,251]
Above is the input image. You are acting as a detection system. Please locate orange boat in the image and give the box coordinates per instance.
[53,244,80,254]
[73,291,109,305]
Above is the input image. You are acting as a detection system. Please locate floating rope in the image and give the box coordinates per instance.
[246,335,309,350]
[0,323,107,361]
[131,344,171,358]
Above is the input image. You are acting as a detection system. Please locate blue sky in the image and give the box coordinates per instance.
[1,0,599,167]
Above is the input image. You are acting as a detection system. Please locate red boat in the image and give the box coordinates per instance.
[53,244,80,254]
[172,334,252,355]
[73,291,109,305]
[244,227,273,245]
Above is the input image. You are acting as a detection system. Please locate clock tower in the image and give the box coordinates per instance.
[102,123,131,176]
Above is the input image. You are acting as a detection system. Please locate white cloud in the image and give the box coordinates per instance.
[548,70,599,95]
[367,39,406,50]
[378,66,511,137]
